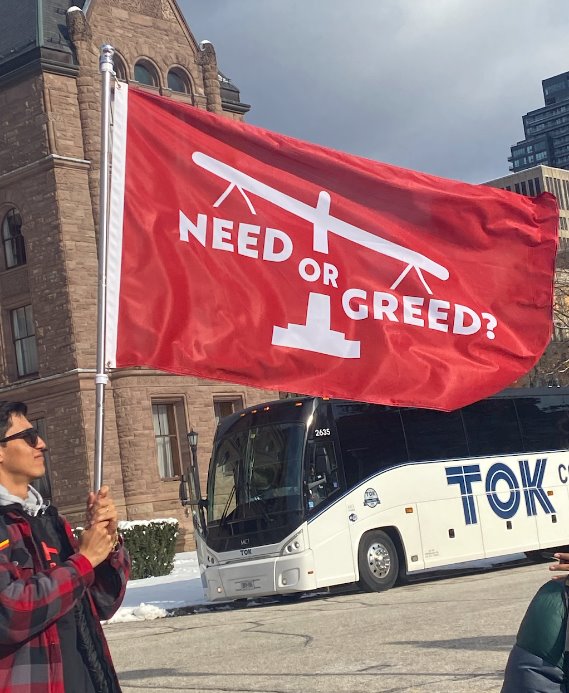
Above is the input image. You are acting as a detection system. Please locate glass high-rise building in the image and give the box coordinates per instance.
[509,71,569,172]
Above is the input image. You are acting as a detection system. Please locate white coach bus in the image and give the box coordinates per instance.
[183,388,569,602]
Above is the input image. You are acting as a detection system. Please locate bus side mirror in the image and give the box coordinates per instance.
[179,474,208,509]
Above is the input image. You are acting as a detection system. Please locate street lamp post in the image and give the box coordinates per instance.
[188,429,198,468]
[179,430,198,508]
[179,429,207,535]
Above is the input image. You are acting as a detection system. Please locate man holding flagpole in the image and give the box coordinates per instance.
[0,400,129,692]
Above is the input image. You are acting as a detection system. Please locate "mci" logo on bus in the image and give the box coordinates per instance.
[445,459,555,524]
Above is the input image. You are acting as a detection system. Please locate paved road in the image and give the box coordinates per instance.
[107,561,554,693]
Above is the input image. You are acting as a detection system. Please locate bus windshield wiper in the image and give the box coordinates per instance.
[219,484,236,528]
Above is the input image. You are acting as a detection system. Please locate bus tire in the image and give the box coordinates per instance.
[358,530,399,592]
[276,592,304,603]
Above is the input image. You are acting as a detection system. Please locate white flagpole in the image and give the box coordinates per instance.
[94,44,115,492]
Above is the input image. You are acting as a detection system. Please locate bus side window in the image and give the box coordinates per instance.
[462,398,523,456]
[305,442,339,510]
[333,403,407,487]
[515,394,569,452]
[400,408,468,462]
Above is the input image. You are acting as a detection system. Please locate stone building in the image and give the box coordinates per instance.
[485,164,569,243]
[485,165,569,386]
[0,0,275,547]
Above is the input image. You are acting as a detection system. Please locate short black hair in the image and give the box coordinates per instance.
[0,401,27,440]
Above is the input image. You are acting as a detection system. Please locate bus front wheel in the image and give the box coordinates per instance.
[358,530,399,592]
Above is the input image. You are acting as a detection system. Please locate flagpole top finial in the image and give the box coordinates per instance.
[100,44,115,73]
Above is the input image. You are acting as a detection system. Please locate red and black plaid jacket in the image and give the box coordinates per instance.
[0,507,130,692]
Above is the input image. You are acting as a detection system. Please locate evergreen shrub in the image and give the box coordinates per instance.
[73,518,180,580]
[118,519,179,579]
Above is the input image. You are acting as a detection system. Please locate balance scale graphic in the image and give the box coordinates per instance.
[192,152,450,359]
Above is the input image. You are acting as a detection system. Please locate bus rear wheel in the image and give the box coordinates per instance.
[358,530,399,592]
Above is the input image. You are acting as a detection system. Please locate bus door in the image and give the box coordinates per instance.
[475,458,539,556]
[304,439,356,587]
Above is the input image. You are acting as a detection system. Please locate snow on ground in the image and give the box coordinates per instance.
[105,551,527,624]
[106,552,206,624]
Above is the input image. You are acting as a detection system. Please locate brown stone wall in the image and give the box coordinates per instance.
[88,2,205,99]
[42,73,86,160]
[52,164,99,368]
[0,69,94,379]
[0,375,91,521]
[0,166,77,380]
[0,75,49,176]
[26,174,77,378]
[40,389,90,511]
[199,43,222,113]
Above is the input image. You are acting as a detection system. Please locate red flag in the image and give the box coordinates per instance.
[106,85,558,411]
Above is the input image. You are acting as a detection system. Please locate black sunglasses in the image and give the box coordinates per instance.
[0,428,40,447]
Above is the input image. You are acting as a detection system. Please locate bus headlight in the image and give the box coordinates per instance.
[281,531,305,556]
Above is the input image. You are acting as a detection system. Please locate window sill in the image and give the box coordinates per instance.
[15,372,39,381]
[2,263,27,272]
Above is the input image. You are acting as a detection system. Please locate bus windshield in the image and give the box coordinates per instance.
[209,422,305,526]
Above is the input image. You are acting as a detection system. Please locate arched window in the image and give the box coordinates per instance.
[113,54,128,82]
[2,208,26,269]
[167,67,192,95]
[134,60,159,87]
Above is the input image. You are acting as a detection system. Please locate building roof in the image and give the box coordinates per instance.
[218,70,250,114]
[0,0,84,77]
